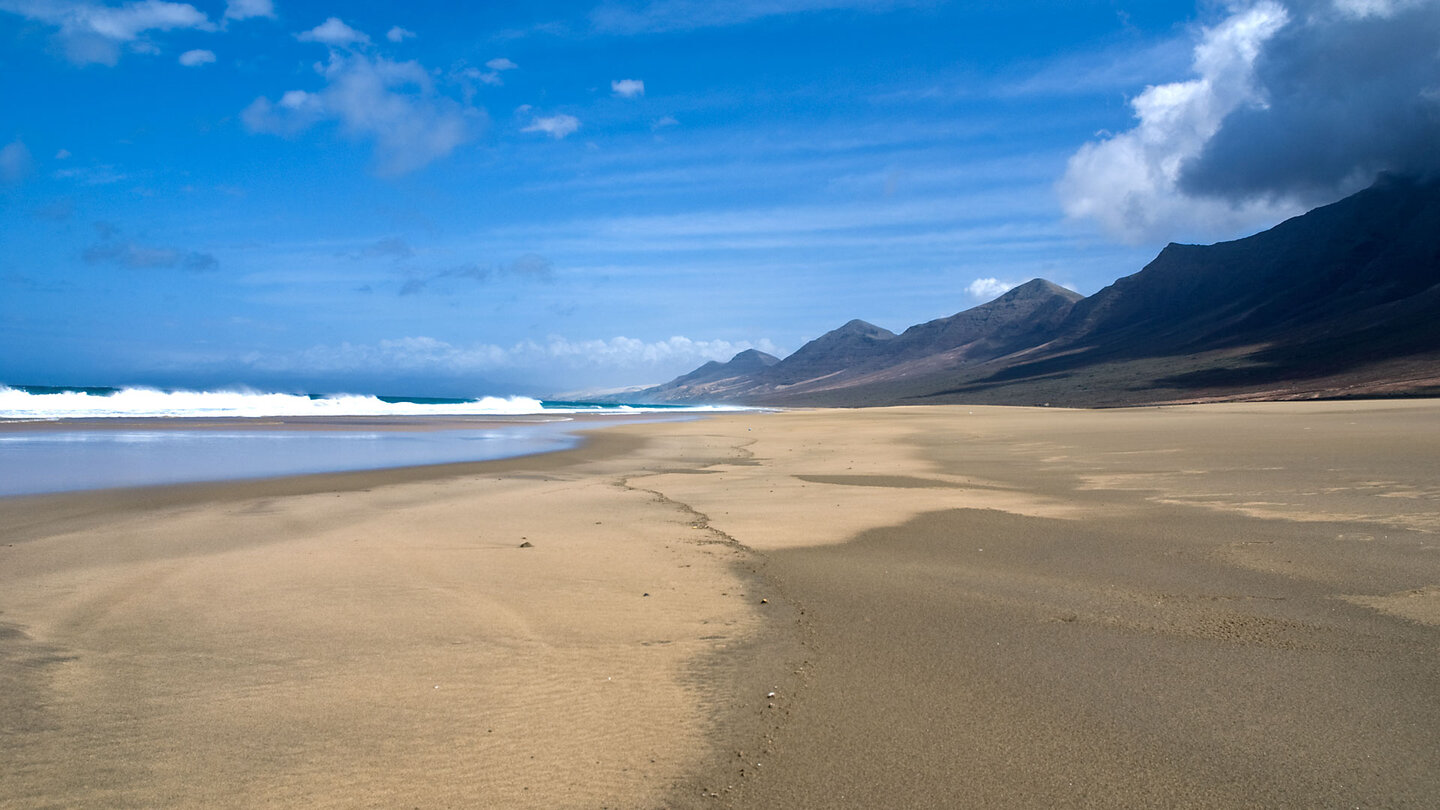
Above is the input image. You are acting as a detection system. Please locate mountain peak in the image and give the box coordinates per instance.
[999,278,1082,302]
[832,319,896,338]
[727,348,780,369]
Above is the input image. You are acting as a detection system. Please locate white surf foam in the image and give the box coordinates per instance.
[0,387,551,419]
[0,386,755,420]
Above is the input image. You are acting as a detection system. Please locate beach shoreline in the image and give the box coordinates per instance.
[0,412,714,497]
[4,402,1440,808]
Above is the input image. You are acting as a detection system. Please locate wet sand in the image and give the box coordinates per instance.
[3,402,1439,807]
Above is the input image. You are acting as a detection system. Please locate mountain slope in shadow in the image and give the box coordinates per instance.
[633,174,1440,407]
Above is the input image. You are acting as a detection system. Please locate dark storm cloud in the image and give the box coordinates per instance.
[1060,0,1440,242]
[1179,0,1440,200]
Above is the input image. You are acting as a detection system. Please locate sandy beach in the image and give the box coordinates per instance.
[3,402,1439,808]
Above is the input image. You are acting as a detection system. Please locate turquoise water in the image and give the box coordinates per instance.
[0,384,745,496]
[0,423,593,496]
[0,384,723,419]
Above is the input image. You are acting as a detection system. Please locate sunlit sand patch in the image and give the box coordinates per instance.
[0,457,771,808]
[1078,470,1210,491]
[622,411,1086,552]
[1098,448,1186,456]
[1343,586,1440,627]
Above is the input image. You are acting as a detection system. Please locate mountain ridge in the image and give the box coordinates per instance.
[625,174,1440,407]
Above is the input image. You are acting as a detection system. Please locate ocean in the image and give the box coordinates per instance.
[0,384,745,496]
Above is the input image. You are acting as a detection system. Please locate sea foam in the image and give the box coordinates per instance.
[0,385,682,420]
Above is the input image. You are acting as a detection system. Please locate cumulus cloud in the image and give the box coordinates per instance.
[611,78,644,98]
[242,52,479,175]
[1,139,34,184]
[1179,0,1440,200]
[296,16,369,47]
[486,57,518,71]
[966,277,1018,300]
[1060,0,1440,244]
[0,0,214,65]
[386,25,415,42]
[247,334,783,376]
[178,48,214,66]
[523,113,581,139]
[223,0,272,21]
[82,222,217,271]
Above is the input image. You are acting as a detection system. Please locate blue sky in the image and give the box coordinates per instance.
[3,0,1436,396]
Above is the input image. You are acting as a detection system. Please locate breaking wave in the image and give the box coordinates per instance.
[0,385,735,420]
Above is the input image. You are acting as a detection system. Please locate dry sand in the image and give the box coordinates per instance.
[3,401,1439,808]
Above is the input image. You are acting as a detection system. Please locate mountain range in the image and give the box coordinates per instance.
[625,174,1440,407]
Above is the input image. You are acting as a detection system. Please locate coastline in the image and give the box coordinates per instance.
[0,413,705,497]
[4,401,1440,807]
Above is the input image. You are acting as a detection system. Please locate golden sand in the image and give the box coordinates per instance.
[3,401,1439,808]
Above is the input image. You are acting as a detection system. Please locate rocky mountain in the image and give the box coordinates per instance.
[627,348,779,403]
[635,174,1440,407]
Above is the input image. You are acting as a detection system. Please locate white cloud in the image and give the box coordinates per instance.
[651,115,679,129]
[589,0,921,34]
[523,113,581,139]
[55,148,71,159]
[1058,2,1300,244]
[386,25,415,42]
[0,0,214,65]
[178,48,214,66]
[611,78,645,98]
[54,163,128,184]
[1331,0,1428,18]
[223,0,272,21]
[1,139,34,184]
[249,334,783,375]
[455,65,504,88]
[296,17,369,47]
[486,57,518,70]
[243,52,479,175]
[966,277,1017,300]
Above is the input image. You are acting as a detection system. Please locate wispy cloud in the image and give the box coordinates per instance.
[588,0,921,35]
[53,163,128,185]
[361,237,414,260]
[399,254,555,296]
[243,52,480,175]
[386,25,416,43]
[223,0,272,22]
[0,139,34,184]
[178,48,214,66]
[82,222,218,271]
[995,37,1191,98]
[0,0,214,65]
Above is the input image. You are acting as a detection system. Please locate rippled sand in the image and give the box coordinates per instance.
[3,401,1438,808]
